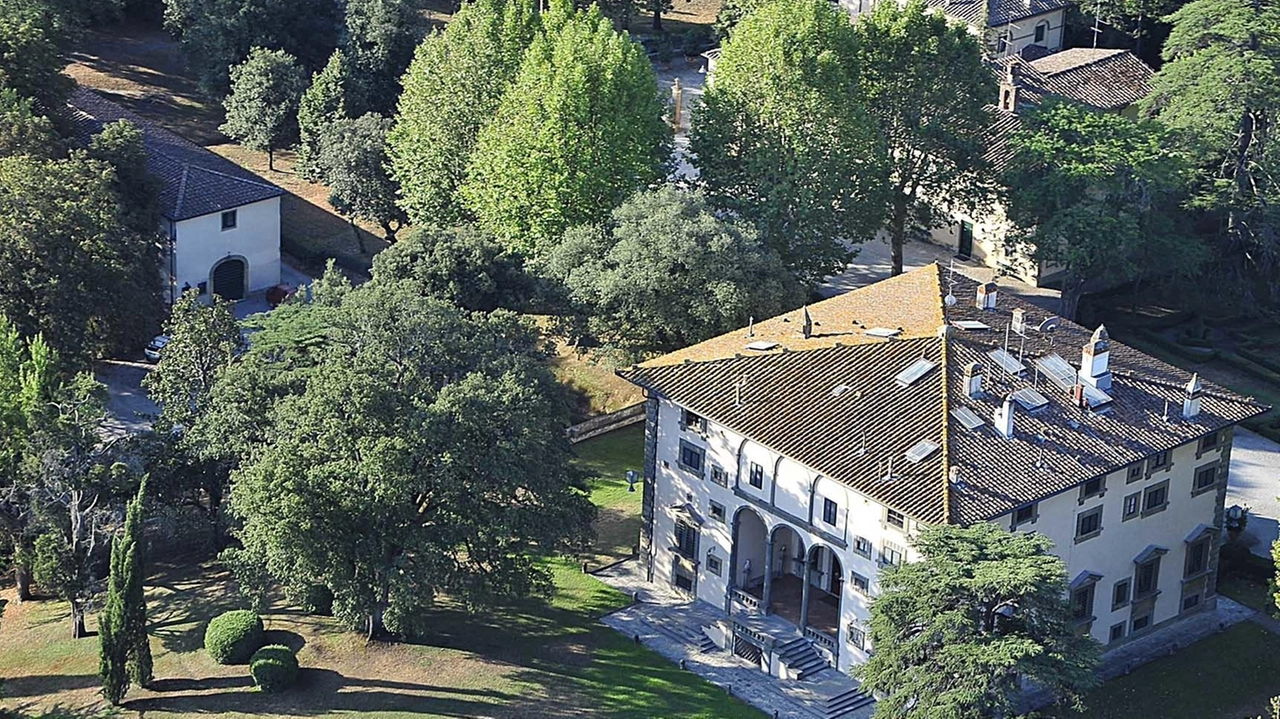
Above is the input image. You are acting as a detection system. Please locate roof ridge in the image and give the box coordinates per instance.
[939,333,953,524]
[183,162,282,191]
[174,164,189,219]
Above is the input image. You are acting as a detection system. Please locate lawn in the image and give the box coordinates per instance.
[1039,622,1280,719]
[1219,573,1274,613]
[576,425,646,568]
[1,429,761,719]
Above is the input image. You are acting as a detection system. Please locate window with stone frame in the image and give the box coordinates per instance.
[708,500,726,523]
[847,623,866,650]
[1079,476,1105,502]
[678,440,705,476]
[1185,537,1211,577]
[709,464,729,487]
[1075,506,1103,542]
[853,536,873,558]
[1199,430,1221,453]
[1149,450,1170,471]
[1122,492,1141,521]
[1193,464,1218,495]
[1012,503,1037,528]
[1126,462,1144,482]
[851,572,870,595]
[706,553,723,576]
[1135,556,1161,599]
[1131,612,1152,632]
[881,541,905,566]
[1070,584,1096,622]
[1034,20,1048,43]
[1142,480,1169,515]
[748,462,764,489]
[822,497,838,525]
[681,408,707,433]
[886,508,906,530]
[1182,593,1202,612]
[1109,622,1126,643]
[674,519,697,560]
[1112,579,1131,610]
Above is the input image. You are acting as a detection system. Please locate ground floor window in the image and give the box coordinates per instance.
[1181,593,1201,612]
[706,553,723,576]
[674,519,697,560]
[1109,622,1126,643]
[1131,613,1152,633]
[847,624,866,650]
[673,563,694,592]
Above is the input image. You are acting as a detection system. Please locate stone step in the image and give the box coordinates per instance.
[826,688,876,718]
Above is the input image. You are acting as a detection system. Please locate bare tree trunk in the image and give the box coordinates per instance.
[1060,277,1086,322]
[14,565,32,602]
[268,147,275,172]
[380,220,400,245]
[890,196,908,276]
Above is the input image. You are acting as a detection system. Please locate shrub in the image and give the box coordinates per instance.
[250,644,299,692]
[204,610,264,665]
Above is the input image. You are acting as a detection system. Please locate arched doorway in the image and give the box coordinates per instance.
[211,257,247,300]
[764,525,806,621]
[730,507,767,610]
[802,544,842,640]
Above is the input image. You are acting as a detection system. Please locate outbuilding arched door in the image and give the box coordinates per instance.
[211,257,246,300]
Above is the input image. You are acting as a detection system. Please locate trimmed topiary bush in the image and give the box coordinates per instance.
[250,644,299,692]
[204,610,265,665]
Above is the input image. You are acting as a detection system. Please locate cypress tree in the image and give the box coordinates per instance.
[122,478,153,687]
[99,527,129,704]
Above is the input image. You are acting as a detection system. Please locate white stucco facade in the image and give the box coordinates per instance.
[646,394,1231,673]
[987,9,1066,55]
[163,197,281,302]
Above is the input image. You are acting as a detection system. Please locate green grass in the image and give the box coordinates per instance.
[1039,622,1280,719]
[1,427,761,719]
[574,425,645,567]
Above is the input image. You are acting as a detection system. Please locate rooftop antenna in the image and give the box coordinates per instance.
[1161,399,1170,422]
[734,374,748,408]
[944,259,958,307]
[1091,8,1103,48]
[853,430,868,457]
[1034,445,1045,470]
[1017,333,1027,365]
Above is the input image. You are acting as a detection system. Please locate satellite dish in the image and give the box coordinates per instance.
[1037,317,1061,333]
[944,293,957,307]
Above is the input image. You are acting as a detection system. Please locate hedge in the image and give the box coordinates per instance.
[204,610,265,665]
[250,644,300,692]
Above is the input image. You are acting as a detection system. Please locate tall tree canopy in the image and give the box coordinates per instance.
[163,0,339,93]
[220,48,307,171]
[857,523,1099,719]
[340,0,422,115]
[0,89,61,159]
[371,225,535,312]
[296,49,352,181]
[0,7,74,125]
[691,0,889,284]
[461,3,671,256]
[1143,0,1280,302]
[1004,100,1205,320]
[1078,0,1184,57]
[201,278,595,638]
[389,0,541,227]
[313,113,407,243]
[0,153,161,368]
[852,0,997,276]
[544,185,804,360]
[87,120,162,237]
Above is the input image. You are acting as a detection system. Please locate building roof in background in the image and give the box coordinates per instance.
[996,48,1154,110]
[67,88,283,222]
[924,0,1072,28]
[619,265,1266,526]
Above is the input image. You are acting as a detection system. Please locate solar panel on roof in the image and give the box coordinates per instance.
[904,439,941,463]
[953,320,990,331]
[745,340,780,351]
[950,406,985,430]
[865,327,901,338]
[987,348,1026,375]
[894,357,937,387]
[1035,353,1077,391]
[1011,387,1050,411]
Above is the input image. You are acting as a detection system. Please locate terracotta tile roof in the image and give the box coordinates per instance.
[923,0,1071,28]
[994,49,1154,111]
[66,88,283,222]
[620,264,1267,526]
[637,266,947,368]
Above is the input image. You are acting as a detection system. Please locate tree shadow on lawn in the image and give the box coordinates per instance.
[125,668,518,717]
[146,561,253,655]
[2,673,102,698]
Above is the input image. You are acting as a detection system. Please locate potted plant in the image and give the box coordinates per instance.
[1226,504,1251,541]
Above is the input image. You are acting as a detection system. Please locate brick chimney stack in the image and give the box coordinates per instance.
[1078,325,1112,391]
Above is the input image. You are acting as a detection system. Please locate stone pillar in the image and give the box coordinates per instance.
[762,536,775,615]
[800,551,813,630]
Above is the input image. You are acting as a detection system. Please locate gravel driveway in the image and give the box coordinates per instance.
[1226,428,1280,559]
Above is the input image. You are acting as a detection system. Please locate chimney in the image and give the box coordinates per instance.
[1183,373,1203,419]
[976,281,998,310]
[994,395,1015,438]
[999,64,1021,113]
[963,362,984,398]
[1011,308,1027,335]
[1078,325,1112,391]
[801,306,813,339]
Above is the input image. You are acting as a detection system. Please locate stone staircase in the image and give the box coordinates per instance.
[824,683,876,719]
[777,636,829,680]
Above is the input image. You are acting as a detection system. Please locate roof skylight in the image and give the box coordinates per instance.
[894,358,937,387]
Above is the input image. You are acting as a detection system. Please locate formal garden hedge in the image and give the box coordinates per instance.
[204,610,265,665]
[250,645,300,692]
